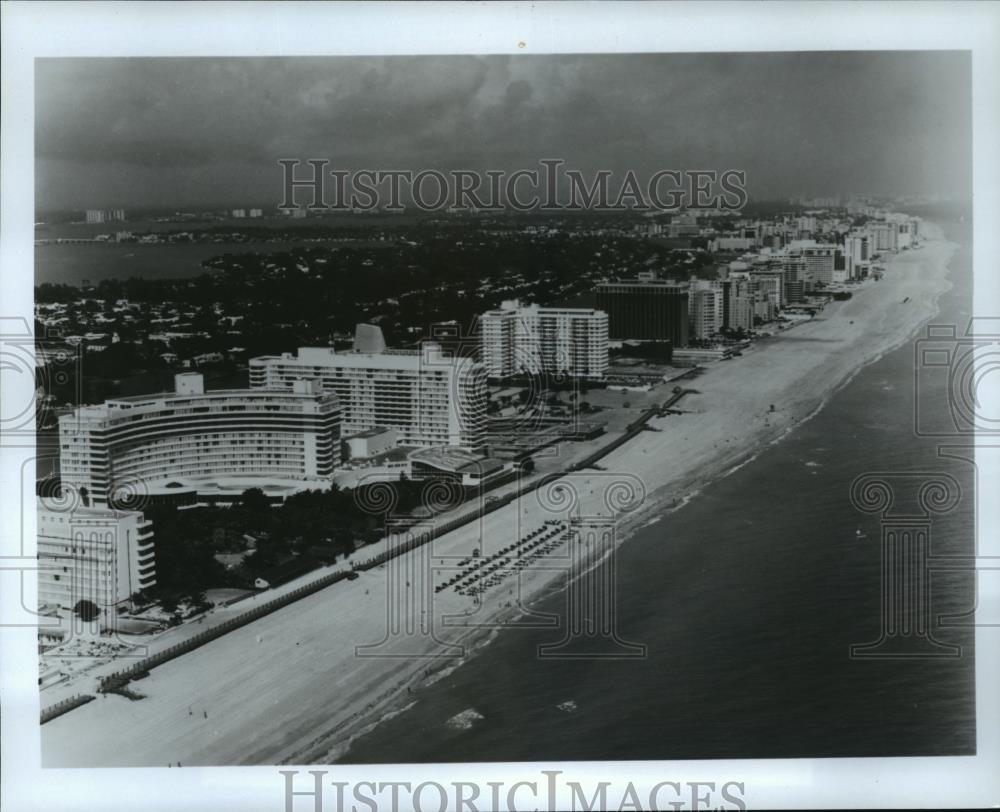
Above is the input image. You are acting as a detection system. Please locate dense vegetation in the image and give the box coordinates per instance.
[144,479,466,603]
[37,222,712,354]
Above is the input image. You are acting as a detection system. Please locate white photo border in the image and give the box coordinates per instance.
[2,2,998,810]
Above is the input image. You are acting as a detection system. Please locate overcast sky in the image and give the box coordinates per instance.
[35,51,971,210]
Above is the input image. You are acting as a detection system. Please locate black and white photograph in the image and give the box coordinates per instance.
[2,2,999,810]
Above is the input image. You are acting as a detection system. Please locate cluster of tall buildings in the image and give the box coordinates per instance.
[45,207,922,624]
[682,272,780,338]
[60,324,491,511]
[51,324,491,620]
[57,321,495,503]
[231,208,264,218]
[705,210,920,311]
[85,208,126,224]
[250,325,487,450]
[57,209,924,512]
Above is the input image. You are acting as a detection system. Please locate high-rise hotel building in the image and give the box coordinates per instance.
[37,499,156,621]
[796,244,838,287]
[250,326,487,450]
[688,280,724,340]
[595,276,690,347]
[843,234,871,279]
[58,373,341,505]
[479,300,608,381]
[722,276,755,332]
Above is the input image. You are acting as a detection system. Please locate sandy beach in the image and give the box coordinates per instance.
[41,222,959,767]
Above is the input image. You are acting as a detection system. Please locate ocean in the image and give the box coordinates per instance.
[340,219,976,762]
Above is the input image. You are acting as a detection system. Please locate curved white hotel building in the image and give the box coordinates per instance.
[250,325,487,451]
[58,373,342,505]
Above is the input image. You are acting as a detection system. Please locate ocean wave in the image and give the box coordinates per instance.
[445,708,484,731]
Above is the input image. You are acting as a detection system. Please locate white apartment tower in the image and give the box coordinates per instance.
[479,300,608,380]
[37,499,156,621]
[796,245,838,287]
[750,272,783,322]
[688,280,725,340]
[723,277,755,332]
[844,235,870,279]
[250,325,487,451]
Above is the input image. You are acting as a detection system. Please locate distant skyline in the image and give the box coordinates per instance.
[35,51,972,211]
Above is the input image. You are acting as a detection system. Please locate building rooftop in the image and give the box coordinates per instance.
[37,498,145,520]
[60,387,339,424]
[251,343,477,373]
[110,387,328,403]
[595,279,688,289]
[487,299,606,317]
[409,446,506,476]
[352,426,395,439]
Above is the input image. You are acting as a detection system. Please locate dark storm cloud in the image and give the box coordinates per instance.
[34,51,971,208]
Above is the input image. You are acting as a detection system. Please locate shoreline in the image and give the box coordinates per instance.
[41,221,960,767]
[325,225,960,762]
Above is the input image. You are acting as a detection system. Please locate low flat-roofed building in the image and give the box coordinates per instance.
[408,447,513,489]
[343,426,399,460]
